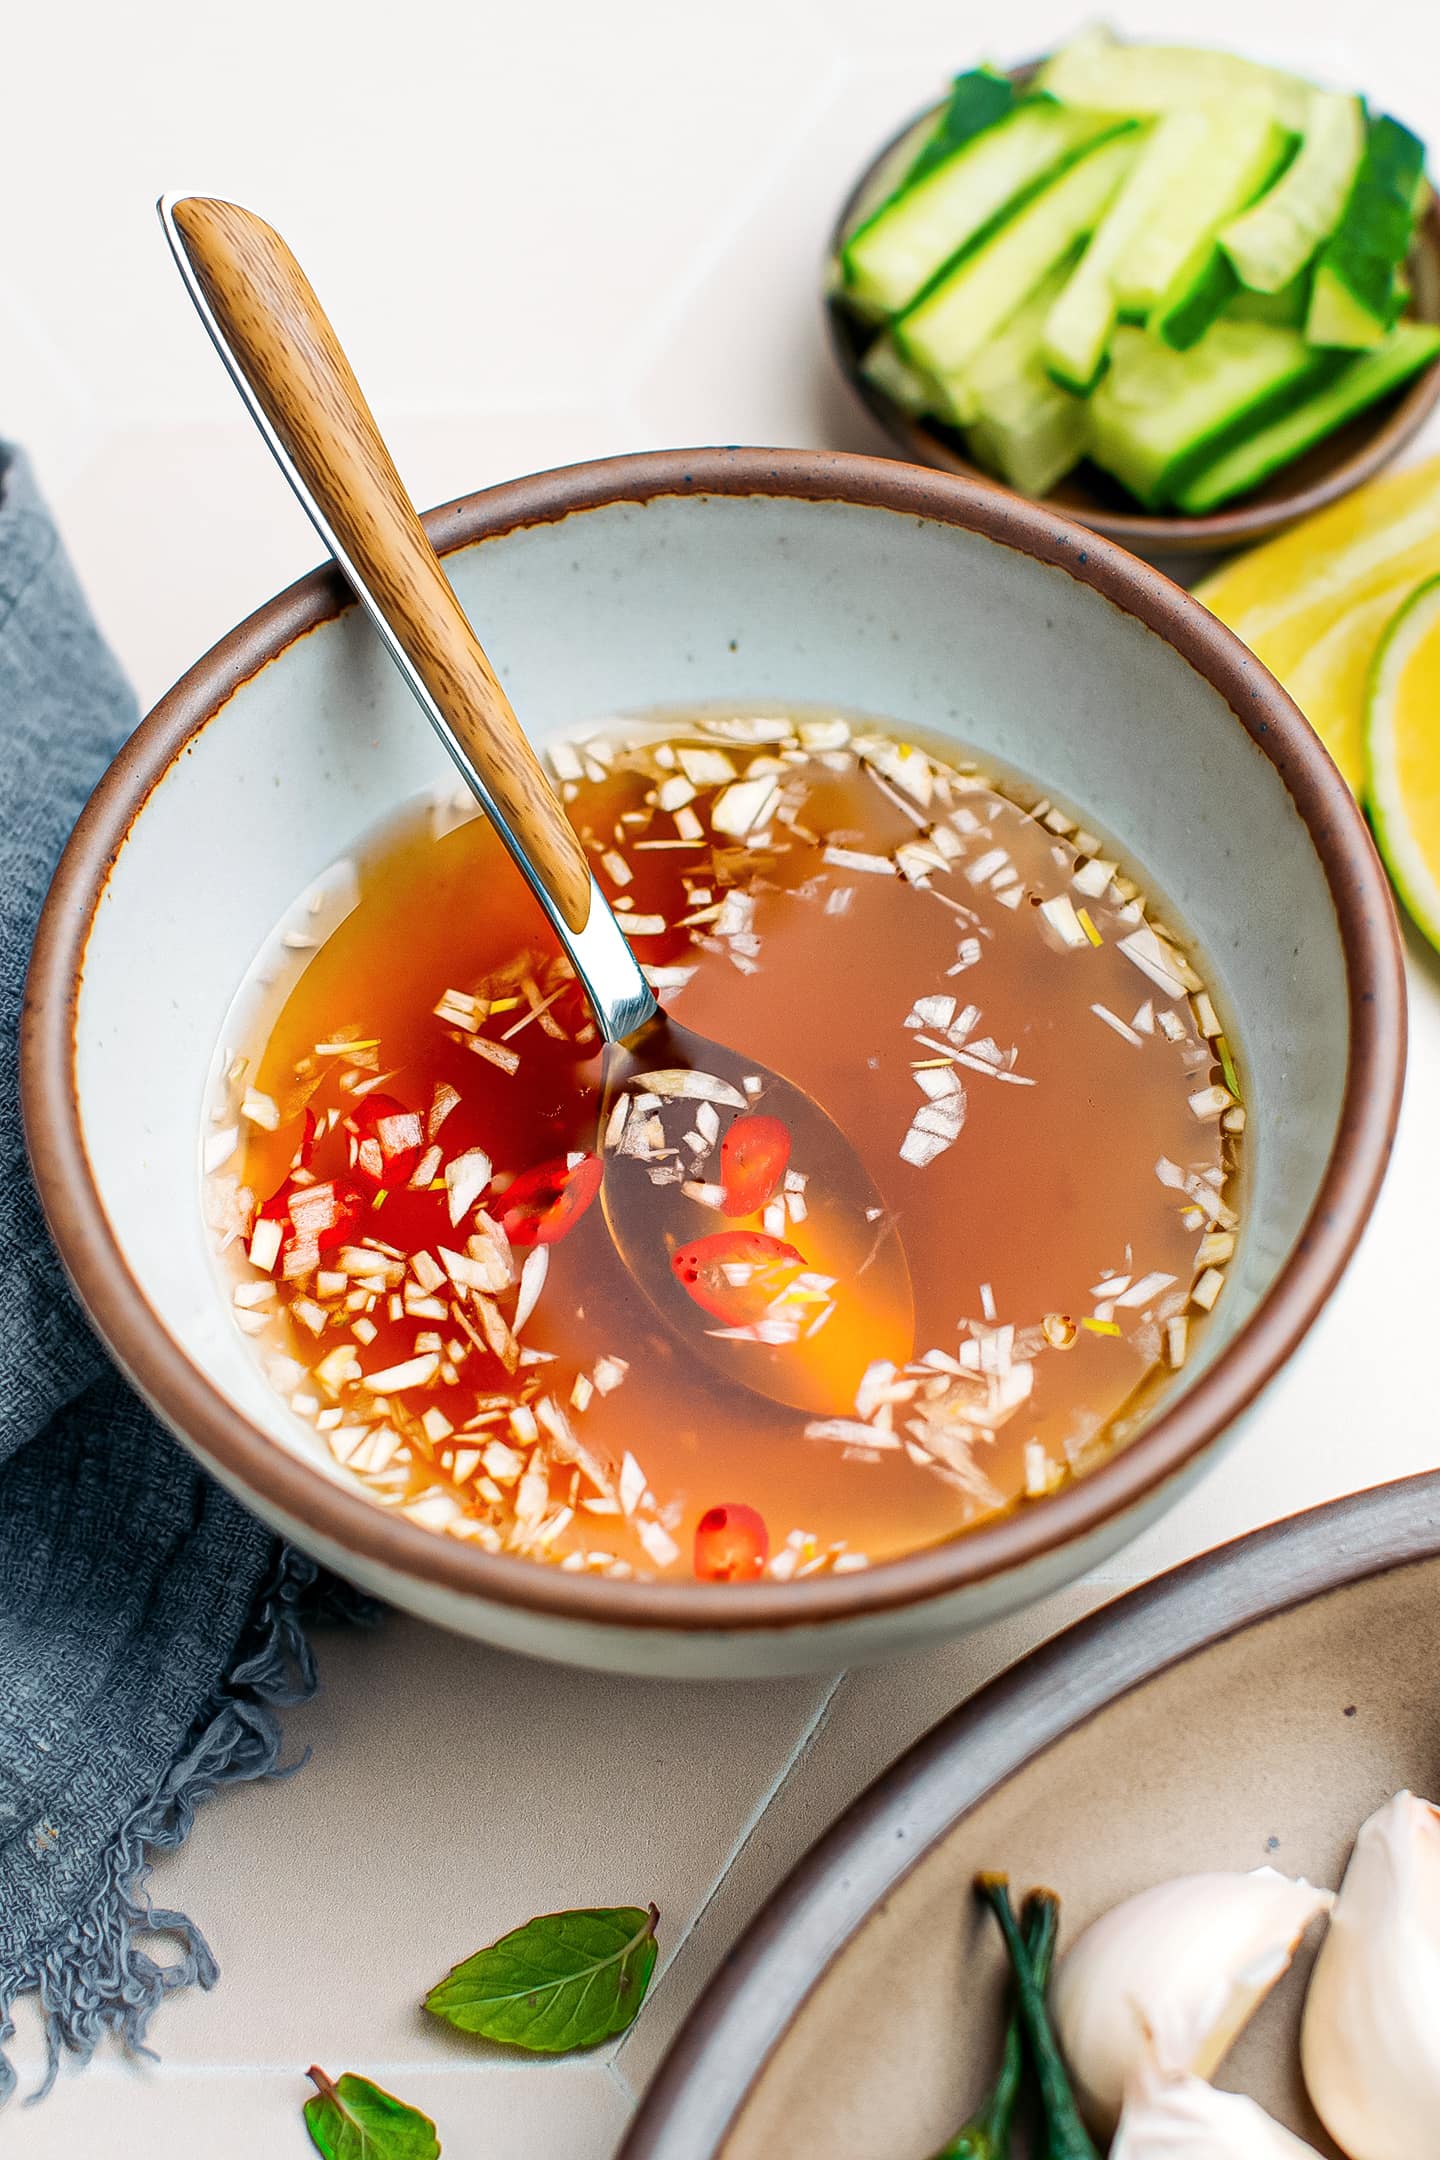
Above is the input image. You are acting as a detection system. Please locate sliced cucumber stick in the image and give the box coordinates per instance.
[1037,26,1309,132]
[1043,109,1208,393]
[1176,322,1440,511]
[1115,93,1291,326]
[940,269,1089,493]
[967,394,1088,497]
[1221,88,1365,293]
[1149,106,1299,348]
[897,130,1138,378]
[860,333,937,417]
[1307,112,1426,347]
[841,35,1432,515]
[1088,320,1334,506]
[961,259,1076,387]
[955,261,1089,493]
[863,262,1075,437]
[842,94,1113,319]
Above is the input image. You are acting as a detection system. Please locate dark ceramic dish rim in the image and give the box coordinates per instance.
[827,90,1440,553]
[619,1469,1440,2156]
[21,445,1406,1635]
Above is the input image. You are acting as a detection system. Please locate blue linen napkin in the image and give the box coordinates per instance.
[0,445,369,2102]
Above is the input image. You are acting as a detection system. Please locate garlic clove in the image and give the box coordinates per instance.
[1301,1789,1440,2160]
[1052,1867,1333,2134]
[1112,2059,1323,2159]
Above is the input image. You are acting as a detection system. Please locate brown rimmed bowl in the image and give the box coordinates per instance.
[21,447,1405,1677]
[827,96,1440,555]
[621,1471,1440,2156]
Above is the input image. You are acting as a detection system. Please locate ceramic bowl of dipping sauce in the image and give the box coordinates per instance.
[23,448,1403,1678]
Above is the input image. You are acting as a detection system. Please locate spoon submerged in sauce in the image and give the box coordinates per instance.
[161,195,913,1416]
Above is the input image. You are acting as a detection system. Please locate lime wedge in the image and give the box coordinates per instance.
[1366,574,1440,947]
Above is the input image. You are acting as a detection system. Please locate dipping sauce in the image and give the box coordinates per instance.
[207,710,1242,1583]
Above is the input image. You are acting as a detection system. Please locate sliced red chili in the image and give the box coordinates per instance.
[296,1105,320,1170]
[288,1178,366,1251]
[346,1091,424,1190]
[501,1152,603,1247]
[694,1503,769,1582]
[719,1113,791,1218]
[261,1172,366,1276]
[671,1229,806,1326]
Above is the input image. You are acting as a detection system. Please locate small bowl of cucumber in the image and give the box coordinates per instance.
[827,27,1440,551]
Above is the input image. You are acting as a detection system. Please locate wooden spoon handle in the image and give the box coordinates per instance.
[169,195,592,932]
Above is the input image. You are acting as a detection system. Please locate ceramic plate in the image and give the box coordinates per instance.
[621,1471,1440,2156]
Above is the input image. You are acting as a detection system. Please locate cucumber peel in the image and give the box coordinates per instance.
[1176,322,1440,511]
[1307,111,1426,348]
[902,68,1015,191]
[1150,246,1240,351]
[1222,87,1365,293]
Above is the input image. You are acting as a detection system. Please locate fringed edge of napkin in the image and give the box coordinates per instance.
[0,1546,377,2104]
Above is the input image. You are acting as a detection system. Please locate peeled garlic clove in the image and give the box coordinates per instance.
[1301,1790,1440,2160]
[1113,2061,1323,2159]
[1052,1867,1333,2133]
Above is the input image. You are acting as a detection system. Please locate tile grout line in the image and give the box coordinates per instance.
[17,1678,850,2097]
[612,1668,847,2077]
[9,1688,855,2095]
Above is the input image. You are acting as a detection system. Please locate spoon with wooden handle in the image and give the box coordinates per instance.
[160,194,912,1414]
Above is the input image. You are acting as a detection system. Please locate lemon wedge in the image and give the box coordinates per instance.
[1367,573,1440,947]
[1196,452,1440,666]
[1196,452,1440,791]
[1284,579,1418,793]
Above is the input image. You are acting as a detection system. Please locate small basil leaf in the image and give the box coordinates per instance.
[424,1903,659,2053]
[303,2066,441,2159]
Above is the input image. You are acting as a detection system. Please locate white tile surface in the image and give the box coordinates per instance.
[5,0,1440,2150]
[4,2060,633,2160]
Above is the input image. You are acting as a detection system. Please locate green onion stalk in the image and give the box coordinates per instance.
[977,1875,1100,2160]
[928,1892,1058,2160]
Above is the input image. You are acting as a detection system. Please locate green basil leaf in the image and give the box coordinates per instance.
[424,1903,659,2053]
[303,2067,440,2159]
